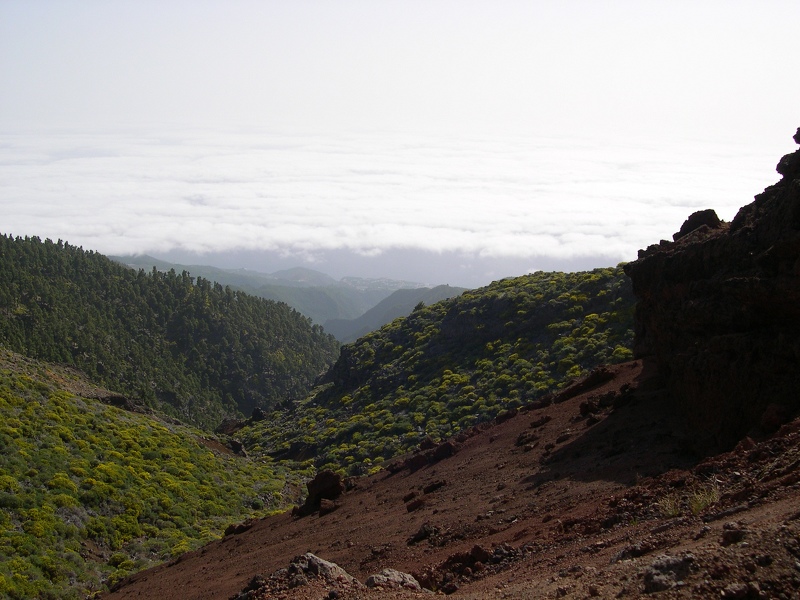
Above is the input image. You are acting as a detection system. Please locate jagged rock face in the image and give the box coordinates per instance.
[624,128,800,453]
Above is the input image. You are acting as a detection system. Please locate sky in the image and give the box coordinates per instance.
[1,1,798,287]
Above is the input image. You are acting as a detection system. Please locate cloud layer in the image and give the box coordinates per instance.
[0,128,786,284]
[2,2,798,285]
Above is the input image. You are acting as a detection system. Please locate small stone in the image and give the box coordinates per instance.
[721,582,749,599]
[442,581,459,594]
[694,525,711,540]
[406,497,425,512]
[556,431,572,444]
[754,554,773,567]
[407,522,438,545]
[423,479,446,494]
[721,522,747,546]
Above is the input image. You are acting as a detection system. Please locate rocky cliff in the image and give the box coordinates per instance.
[624,127,800,452]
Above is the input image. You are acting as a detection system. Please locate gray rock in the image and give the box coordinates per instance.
[366,568,422,591]
[292,553,362,587]
[642,554,694,594]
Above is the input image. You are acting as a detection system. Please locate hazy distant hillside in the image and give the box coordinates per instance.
[323,284,468,343]
[112,255,428,325]
[1,236,340,428]
[253,284,386,327]
[0,348,304,599]
[239,267,634,473]
[264,266,339,287]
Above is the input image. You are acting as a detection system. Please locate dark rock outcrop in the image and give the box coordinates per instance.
[228,439,247,457]
[386,439,462,474]
[215,418,245,436]
[624,128,800,452]
[223,519,256,536]
[672,209,723,241]
[292,470,345,517]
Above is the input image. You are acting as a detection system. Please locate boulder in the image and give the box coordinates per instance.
[365,568,422,590]
[299,553,359,586]
[306,470,345,500]
[294,470,346,517]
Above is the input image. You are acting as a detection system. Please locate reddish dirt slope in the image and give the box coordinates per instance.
[103,360,800,599]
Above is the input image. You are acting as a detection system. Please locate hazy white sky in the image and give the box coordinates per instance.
[1,1,798,286]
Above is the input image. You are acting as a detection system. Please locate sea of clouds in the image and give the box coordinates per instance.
[0,128,784,285]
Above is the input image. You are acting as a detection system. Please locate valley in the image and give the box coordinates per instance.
[1,127,800,598]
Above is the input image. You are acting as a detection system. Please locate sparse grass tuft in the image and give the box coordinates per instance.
[656,493,682,518]
[689,482,720,515]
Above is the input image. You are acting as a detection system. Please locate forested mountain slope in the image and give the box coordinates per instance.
[239,267,634,473]
[0,348,305,599]
[0,235,340,428]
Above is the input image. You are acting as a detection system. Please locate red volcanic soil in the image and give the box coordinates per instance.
[103,359,800,599]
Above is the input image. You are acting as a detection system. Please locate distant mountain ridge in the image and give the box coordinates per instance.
[323,284,468,343]
[111,255,433,331]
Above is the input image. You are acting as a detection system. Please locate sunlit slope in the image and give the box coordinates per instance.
[0,235,340,428]
[0,348,304,599]
[240,267,634,473]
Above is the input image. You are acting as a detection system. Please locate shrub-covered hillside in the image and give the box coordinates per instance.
[0,235,340,428]
[0,348,307,599]
[239,267,635,473]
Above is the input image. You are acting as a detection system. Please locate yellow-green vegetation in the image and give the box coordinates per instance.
[0,349,300,599]
[656,493,682,519]
[689,482,720,515]
[240,267,634,474]
[655,482,721,519]
[0,234,340,429]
